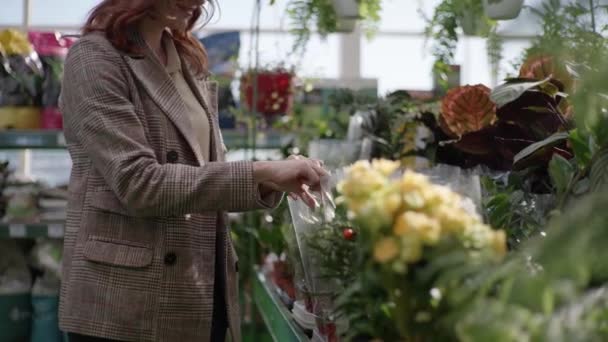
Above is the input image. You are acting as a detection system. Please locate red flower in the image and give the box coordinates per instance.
[439,85,497,138]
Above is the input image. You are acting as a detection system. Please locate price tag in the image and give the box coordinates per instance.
[57,133,66,146]
[9,224,26,238]
[48,224,64,238]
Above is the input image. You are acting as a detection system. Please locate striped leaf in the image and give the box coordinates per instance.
[590,148,608,192]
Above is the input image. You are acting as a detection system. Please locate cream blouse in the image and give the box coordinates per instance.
[164,37,211,162]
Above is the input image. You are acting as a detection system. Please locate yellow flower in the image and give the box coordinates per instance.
[462,222,495,249]
[400,170,430,193]
[374,237,399,263]
[422,184,462,209]
[491,230,507,257]
[433,205,472,235]
[400,235,423,263]
[403,190,426,210]
[371,159,400,176]
[352,188,402,230]
[394,211,441,245]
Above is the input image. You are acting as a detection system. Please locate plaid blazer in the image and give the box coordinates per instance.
[58,31,281,342]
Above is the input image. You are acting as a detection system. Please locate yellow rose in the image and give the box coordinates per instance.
[403,190,426,210]
[433,205,472,235]
[462,222,495,249]
[353,189,401,230]
[374,237,399,263]
[491,230,507,257]
[400,235,423,263]
[422,184,462,209]
[371,159,401,176]
[400,171,430,193]
[394,211,441,245]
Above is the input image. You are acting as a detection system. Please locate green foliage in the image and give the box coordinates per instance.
[274,88,377,154]
[524,0,608,67]
[425,0,496,88]
[482,175,553,249]
[451,191,608,341]
[284,0,382,54]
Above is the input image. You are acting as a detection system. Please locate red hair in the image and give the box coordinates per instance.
[83,0,213,76]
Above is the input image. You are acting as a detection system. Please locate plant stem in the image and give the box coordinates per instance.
[589,0,597,34]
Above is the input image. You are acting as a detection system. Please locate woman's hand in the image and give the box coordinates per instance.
[253,157,327,208]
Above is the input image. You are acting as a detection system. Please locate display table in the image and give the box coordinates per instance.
[252,270,309,342]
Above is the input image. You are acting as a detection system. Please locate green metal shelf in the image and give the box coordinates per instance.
[252,269,309,342]
[0,222,64,239]
[0,130,66,149]
[0,130,291,150]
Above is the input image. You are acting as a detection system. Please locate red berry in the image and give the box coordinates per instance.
[342,228,356,240]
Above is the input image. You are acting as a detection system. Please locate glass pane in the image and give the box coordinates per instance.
[210,0,290,30]
[361,35,436,93]
[0,0,24,26]
[378,0,443,32]
[238,32,340,78]
[30,150,71,187]
[498,39,533,79]
[30,0,100,27]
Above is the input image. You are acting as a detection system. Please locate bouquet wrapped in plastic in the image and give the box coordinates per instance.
[336,159,506,340]
[287,174,345,340]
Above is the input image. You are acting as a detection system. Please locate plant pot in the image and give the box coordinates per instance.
[336,18,358,32]
[458,10,491,36]
[331,0,360,19]
[240,71,293,116]
[483,0,524,20]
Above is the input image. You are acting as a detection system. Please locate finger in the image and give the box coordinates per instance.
[300,166,320,189]
[298,189,317,209]
[310,163,329,177]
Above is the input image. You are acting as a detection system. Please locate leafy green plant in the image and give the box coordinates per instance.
[279,0,382,54]
[425,0,497,88]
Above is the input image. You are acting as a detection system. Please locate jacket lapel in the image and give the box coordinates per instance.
[122,32,206,165]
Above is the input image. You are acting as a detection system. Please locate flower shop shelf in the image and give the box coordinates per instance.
[0,130,67,149]
[0,222,64,239]
[252,270,309,342]
[0,130,291,150]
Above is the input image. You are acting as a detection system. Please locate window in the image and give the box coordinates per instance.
[29,0,100,27]
[0,0,24,26]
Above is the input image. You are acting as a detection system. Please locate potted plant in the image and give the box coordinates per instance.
[240,66,295,118]
[426,0,498,89]
[483,0,524,20]
[281,0,382,53]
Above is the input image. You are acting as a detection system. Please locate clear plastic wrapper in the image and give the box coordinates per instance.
[416,163,484,217]
[287,174,342,341]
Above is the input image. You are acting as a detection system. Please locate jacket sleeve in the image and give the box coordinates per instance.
[60,37,280,217]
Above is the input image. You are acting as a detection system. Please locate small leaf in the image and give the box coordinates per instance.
[590,148,608,192]
[549,154,575,194]
[513,132,569,166]
[572,178,590,196]
[569,129,593,168]
[491,77,553,108]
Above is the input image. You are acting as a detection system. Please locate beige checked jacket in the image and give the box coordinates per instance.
[58,31,281,342]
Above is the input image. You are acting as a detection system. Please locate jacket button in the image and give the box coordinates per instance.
[166,150,178,163]
[164,252,177,266]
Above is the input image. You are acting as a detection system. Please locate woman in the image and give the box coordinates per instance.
[58,1,326,341]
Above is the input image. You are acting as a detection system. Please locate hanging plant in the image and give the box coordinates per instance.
[280,0,382,54]
[483,0,524,20]
[240,67,295,117]
[425,0,498,88]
